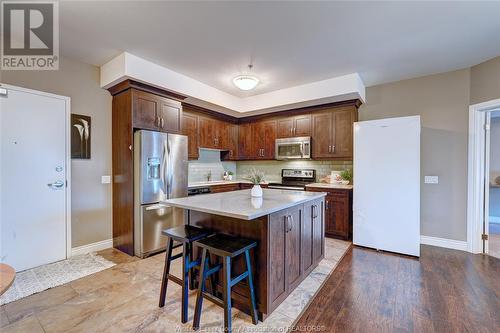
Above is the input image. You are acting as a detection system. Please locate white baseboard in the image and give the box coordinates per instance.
[71,239,113,257]
[420,235,468,252]
[489,216,500,224]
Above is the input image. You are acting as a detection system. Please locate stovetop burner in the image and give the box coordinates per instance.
[267,169,316,191]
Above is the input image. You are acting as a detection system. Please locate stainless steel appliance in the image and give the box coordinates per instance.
[275,137,311,160]
[268,169,316,191]
[134,130,188,258]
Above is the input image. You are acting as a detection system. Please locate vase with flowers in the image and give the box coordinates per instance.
[245,168,265,197]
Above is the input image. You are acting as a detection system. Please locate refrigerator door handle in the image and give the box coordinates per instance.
[162,140,168,197]
[166,139,174,199]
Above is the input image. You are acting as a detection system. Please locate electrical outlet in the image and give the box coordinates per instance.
[101,175,111,184]
[424,176,439,184]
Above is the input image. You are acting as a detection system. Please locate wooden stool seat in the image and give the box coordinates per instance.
[159,225,212,324]
[193,234,258,333]
[161,225,211,243]
[194,233,257,258]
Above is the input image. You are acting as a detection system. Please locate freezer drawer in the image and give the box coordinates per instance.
[134,203,185,258]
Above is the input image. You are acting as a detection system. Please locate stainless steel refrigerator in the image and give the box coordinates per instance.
[133,130,188,258]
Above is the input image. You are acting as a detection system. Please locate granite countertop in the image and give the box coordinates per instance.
[188,180,269,189]
[305,182,353,190]
[163,189,326,220]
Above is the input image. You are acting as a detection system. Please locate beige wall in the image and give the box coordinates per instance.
[1,57,113,248]
[359,69,470,241]
[471,56,500,105]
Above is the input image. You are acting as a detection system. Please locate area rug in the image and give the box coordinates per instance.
[0,253,115,305]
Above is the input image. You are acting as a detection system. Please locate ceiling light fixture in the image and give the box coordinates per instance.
[233,64,259,91]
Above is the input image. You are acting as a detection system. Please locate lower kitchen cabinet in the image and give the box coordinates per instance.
[306,187,352,240]
[209,183,241,193]
[268,202,324,310]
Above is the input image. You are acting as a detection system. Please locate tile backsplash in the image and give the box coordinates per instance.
[188,149,236,183]
[236,160,352,182]
[189,149,352,184]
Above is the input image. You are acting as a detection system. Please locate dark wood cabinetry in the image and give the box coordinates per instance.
[268,203,323,310]
[302,199,324,275]
[110,85,185,255]
[252,120,277,159]
[181,112,199,159]
[306,187,352,240]
[277,114,311,138]
[132,89,182,133]
[238,123,254,160]
[311,106,357,159]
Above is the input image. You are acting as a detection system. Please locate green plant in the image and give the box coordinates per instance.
[227,171,234,176]
[340,169,352,183]
[244,168,265,185]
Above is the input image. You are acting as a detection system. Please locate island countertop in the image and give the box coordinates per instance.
[162,188,326,220]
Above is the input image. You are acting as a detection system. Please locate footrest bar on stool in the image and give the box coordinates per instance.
[202,291,224,308]
[167,274,183,286]
[230,271,249,287]
[204,264,223,277]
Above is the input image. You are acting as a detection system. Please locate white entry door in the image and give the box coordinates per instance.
[0,85,70,272]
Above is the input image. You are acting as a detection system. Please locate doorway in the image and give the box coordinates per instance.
[0,84,71,271]
[488,111,500,258]
[467,98,500,255]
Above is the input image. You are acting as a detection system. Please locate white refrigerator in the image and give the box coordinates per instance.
[353,116,421,257]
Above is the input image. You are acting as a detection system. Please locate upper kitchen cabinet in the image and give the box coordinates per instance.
[198,115,218,149]
[277,114,311,138]
[181,111,199,160]
[252,119,277,159]
[238,122,253,160]
[311,106,357,159]
[132,89,182,133]
[198,115,231,150]
[222,124,239,160]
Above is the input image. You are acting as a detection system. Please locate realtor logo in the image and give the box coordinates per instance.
[1,1,59,70]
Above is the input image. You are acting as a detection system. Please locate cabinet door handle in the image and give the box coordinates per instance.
[328,145,331,153]
[156,116,160,127]
[312,204,318,218]
[160,118,165,128]
[332,145,335,153]
[289,215,293,232]
[294,127,296,134]
[290,127,293,134]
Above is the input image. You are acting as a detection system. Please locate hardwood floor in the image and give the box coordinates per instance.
[294,245,500,333]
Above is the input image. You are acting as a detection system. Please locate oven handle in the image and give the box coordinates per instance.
[267,185,305,191]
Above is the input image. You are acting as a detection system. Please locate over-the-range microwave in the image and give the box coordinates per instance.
[275,137,311,160]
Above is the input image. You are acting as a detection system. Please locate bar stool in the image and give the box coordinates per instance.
[192,234,258,333]
[158,225,212,323]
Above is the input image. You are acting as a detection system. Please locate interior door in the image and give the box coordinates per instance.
[0,85,68,271]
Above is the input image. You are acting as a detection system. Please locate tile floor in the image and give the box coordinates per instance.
[0,238,350,333]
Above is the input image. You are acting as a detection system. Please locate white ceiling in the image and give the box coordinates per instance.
[60,1,500,97]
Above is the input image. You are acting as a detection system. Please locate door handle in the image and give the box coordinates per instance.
[332,145,335,153]
[47,180,65,190]
[328,145,331,153]
[160,117,165,129]
[285,215,290,233]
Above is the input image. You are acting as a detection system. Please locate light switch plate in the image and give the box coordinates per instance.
[101,175,111,184]
[424,176,439,184]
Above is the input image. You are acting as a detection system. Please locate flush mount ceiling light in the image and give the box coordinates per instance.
[233,64,259,91]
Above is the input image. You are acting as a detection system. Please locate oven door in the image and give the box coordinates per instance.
[275,137,311,160]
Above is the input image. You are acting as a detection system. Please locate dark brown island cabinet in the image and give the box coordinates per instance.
[306,186,353,240]
[108,80,359,254]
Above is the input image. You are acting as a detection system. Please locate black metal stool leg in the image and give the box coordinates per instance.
[193,248,208,330]
[245,250,258,324]
[159,237,174,307]
[188,242,196,290]
[181,241,190,323]
[222,256,232,333]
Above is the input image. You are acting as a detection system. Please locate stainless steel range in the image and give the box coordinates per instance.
[267,169,316,191]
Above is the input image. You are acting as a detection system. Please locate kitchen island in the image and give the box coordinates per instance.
[163,189,326,319]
